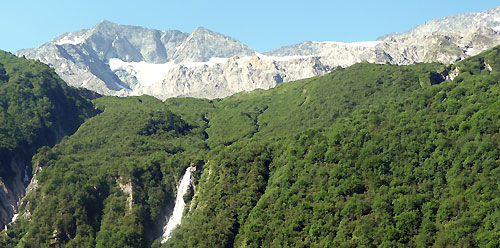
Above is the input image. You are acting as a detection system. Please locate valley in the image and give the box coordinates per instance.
[1,45,500,246]
[1,5,500,248]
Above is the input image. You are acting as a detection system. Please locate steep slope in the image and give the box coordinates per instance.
[0,96,208,247]
[16,21,256,99]
[266,7,500,73]
[0,50,97,230]
[402,6,500,36]
[165,46,500,247]
[3,46,500,247]
[172,27,254,63]
[266,26,500,66]
[16,6,500,100]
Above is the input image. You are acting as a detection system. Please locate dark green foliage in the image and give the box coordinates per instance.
[0,63,8,82]
[4,46,500,247]
[2,96,207,247]
[166,47,500,247]
[0,50,95,181]
[167,141,272,247]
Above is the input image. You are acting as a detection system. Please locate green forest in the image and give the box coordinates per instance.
[2,46,500,247]
[0,50,95,184]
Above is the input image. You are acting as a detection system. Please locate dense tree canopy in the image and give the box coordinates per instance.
[2,46,500,247]
[0,50,95,182]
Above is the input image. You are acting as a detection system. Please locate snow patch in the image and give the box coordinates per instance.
[492,26,500,31]
[313,41,382,47]
[56,35,85,45]
[185,57,229,68]
[109,57,235,87]
[176,41,187,51]
[82,78,91,86]
[108,59,177,87]
[254,52,311,62]
[465,47,477,56]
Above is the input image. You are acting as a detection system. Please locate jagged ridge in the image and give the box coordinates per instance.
[15,6,500,100]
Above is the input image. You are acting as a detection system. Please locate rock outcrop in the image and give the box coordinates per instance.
[0,157,30,230]
[118,178,134,212]
[15,6,500,100]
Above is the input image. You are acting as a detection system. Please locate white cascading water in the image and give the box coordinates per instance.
[4,213,19,231]
[161,167,193,243]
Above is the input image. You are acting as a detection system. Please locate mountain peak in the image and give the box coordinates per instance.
[190,26,221,37]
[399,5,500,37]
[170,26,254,63]
[97,20,114,25]
[15,6,500,100]
[93,20,120,30]
[192,26,210,32]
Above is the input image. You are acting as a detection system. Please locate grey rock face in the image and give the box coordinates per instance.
[402,6,500,37]
[131,55,332,100]
[16,21,259,99]
[173,27,254,63]
[375,27,500,65]
[15,6,500,100]
[0,157,30,230]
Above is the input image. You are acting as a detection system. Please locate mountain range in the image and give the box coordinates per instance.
[2,5,500,247]
[16,6,500,100]
[0,50,96,230]
[3,43,500,247]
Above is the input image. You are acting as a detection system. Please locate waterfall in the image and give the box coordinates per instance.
[24,165,30,184]
[161,167,193,244]
[4,213,19,231]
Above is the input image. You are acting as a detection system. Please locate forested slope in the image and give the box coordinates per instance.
[0,50,96,229]
[167,46,500,247]
[2,47,500,247]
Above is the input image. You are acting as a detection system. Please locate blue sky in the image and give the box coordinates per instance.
[2,1,499,53]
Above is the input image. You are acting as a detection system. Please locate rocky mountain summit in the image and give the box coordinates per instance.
[16,21,257,98]
[16,6,500,99]
[401,6,500,37]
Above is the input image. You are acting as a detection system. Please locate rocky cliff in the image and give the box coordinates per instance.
[15,6,500,99]
[0,158,29,230]
[0,50,97,229]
